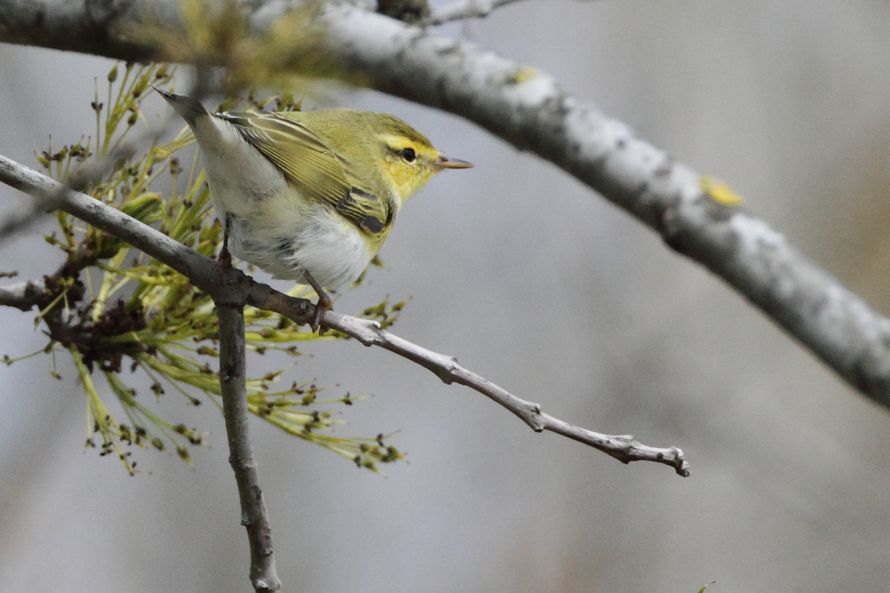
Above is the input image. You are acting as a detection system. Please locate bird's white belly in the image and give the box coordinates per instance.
[221,186,372,289]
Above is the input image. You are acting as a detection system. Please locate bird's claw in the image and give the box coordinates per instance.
[303,271,332,334]
[311,296,332,334]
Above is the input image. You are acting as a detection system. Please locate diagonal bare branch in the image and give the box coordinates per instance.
[250,290,689,472]
[0,77,197,246]
[0,152,690,476]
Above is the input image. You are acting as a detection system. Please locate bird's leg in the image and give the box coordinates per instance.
[218,214,233,267]
[303,271,332,333]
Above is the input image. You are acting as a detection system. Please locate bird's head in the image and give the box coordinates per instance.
[366,113,472,200]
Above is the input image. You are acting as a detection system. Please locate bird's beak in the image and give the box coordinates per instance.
[433,155,474,170]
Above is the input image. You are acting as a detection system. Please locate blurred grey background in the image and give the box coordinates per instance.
[3,1,890,592]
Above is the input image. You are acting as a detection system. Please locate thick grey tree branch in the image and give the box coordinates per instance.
[218,303,281,593]
[0,152,690,476]
[1,1,888,406]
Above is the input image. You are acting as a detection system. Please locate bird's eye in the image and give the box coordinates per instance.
[400,147,417,163]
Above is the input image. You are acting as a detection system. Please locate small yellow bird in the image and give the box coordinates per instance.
[156,89,472,328]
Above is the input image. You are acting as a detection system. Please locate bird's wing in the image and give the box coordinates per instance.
[217,111,394,236]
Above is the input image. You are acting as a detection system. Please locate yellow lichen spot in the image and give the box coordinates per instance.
[508,67,538,85]
[700,176,744,207]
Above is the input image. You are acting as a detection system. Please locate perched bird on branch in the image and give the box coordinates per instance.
[156,88,471,329]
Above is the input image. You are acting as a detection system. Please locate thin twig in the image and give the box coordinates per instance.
[422,0,526,25]
[255,294,690,472]
[218,303,281,593]
[0,129,141,245]
[0,152,690,476]
[0,280,46,311]
[0,132,162,245]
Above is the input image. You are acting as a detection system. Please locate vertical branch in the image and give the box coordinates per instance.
[217,303,281,593]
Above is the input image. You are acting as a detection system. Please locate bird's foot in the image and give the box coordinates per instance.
[304,271,332,333]
[311,294,332,334]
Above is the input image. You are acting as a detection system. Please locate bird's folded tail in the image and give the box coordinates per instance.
[153,86,207,125]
